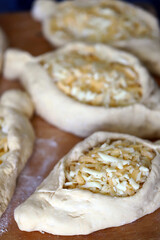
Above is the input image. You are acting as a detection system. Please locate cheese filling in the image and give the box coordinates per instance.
[50,1,153,43]
[64,139,155,197]
[0,118,9,165]
[40,48,142,107]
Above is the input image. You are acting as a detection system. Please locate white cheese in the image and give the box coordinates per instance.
[88,17,111,30]
[70,171,76,178]
[100,143,107,149]
[77,91,86,101]
[129,167,134,174]
[117,163,123,169]
[98,8,116,16]
[98,152,130,166]
[113,90,128,101]
[139,166,149,172]
[64,182,75,186]
[136,172,141,182]
[129,178,139,190]
[116,181,127,192]
[106,167,116,173]
[123,174,129,180]
[123,147,134,153]
[85,91,96,101]
[108,172,113,178]
[82,167,104,178]
[82,182,102,189]
[71,87,78,96]
[117,58,129,65]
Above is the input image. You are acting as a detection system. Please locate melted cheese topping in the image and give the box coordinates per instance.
[64,139,155,197]
[0,118,9,164]
[40,48,142,107]
[50,1,152,43]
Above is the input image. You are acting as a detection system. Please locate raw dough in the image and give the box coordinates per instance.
[14,131,160,235]
[3,43,160,138]
[0,28,8,72]
[0,89,35,217]
[32,0,160,75]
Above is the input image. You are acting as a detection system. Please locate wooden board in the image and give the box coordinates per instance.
[0,12,160,240]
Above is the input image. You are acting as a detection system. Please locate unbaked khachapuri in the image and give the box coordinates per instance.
[3,43,160,138]
[14,131,160,235]
[32,0,160,75]
[0,89,35,217]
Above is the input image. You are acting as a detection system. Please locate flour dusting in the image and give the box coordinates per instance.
[33,137,58,176]
[36,138,58,147]
[0,201,12,236]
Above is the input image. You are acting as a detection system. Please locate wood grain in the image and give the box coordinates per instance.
[0,12,160,240]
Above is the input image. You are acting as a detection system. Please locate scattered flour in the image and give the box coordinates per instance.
[36,138,58,148]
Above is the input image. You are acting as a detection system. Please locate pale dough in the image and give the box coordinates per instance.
[14,132,160,235]
[32,0,160,75]
[0,89,35,217]
[3,43,160,138]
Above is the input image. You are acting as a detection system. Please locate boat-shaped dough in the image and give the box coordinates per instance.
[0,89,35,217]
[14,131,160,235]
[0,28,8,71]
[3,43,160,138]
[32,0,160,75]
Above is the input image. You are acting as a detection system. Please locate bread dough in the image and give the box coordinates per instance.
[32,0,160,75]
[0,89,35,217]
[0,89,34,118]
[14,131,160,235]
[3,43,160,138]
[0,28,8,72]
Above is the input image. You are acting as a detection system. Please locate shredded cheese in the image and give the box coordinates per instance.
[49,1,153,43]
[64,139,155,197]
[40,48,142,108]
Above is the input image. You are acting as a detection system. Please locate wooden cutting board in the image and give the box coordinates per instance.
[0,12,160,240]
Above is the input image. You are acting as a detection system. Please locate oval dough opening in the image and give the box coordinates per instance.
[40,48,142,107]
[64,138,156,197]
[49,1,152,43]
[0,118,9,164]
